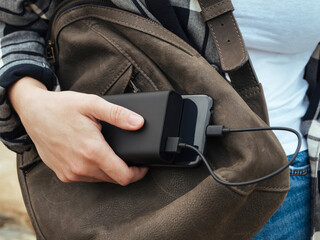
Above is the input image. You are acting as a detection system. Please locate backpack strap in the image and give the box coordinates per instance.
[198,0,258,89]
[198,0,269,123]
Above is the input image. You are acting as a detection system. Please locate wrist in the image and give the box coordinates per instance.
[8,77,48,116]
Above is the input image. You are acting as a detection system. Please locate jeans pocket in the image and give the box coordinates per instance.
[288,150,310,176]
[289,164,310,176]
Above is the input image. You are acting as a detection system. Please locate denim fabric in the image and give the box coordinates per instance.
[253,150,311,240]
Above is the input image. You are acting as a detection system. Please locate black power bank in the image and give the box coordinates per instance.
[101,91,212,167]
[101,91,183,165]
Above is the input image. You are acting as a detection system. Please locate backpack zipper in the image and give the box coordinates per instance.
[128,80,140,93]
[128,68,140,93]
[46,40,55,64]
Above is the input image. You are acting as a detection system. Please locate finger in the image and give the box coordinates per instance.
[48,154,116,184]
[84,95,144,131]
[75,164,118,183]
[56,172,106,183]
[58,167,117,183]
[63,155,118,183]
[126,166,149,183]
[97,142,149,186]
[71,176,111,183]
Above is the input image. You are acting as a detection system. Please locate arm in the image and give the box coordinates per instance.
[1,1,148,185]
[0,0,58,152]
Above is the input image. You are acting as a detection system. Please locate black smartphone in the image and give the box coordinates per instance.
[172,94,213,167]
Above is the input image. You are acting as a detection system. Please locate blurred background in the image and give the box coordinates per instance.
[0,143,36,240]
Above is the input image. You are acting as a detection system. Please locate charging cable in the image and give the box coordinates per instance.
[166,125,302,186]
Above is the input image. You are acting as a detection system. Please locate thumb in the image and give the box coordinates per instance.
[85,95,144,130]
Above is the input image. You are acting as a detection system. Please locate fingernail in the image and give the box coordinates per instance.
[128,114,143,127]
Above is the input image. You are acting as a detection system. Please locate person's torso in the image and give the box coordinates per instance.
[232,0,320,154]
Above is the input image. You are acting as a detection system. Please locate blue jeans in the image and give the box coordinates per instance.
[253,150,311,240]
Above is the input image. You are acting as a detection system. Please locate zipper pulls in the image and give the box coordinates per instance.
[128,79,140,93]
[128,69,140,93]
[46,40,56,65]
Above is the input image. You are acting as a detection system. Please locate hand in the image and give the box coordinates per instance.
[9,77,148,185]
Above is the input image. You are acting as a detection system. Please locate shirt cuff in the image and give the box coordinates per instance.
[0,62,57,90]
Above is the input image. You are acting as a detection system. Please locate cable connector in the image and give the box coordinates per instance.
[165,137,182,153]
[206,125,224,136]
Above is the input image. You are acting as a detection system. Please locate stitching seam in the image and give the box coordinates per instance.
[208,24,225,68]
[237,85,260,92]
[99,62,131,95]
[240,90,261,98]
[21,152,47,239]
[255,186,290,191]
[88,23,159,91]
[55,6,194,56]
[229,14,246,70]
[215,172,289,195]
[247,62,258,84]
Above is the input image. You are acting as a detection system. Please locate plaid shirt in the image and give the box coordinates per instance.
[0,1,319,239]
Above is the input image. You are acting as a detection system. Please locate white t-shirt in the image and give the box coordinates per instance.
[231,0,320,155]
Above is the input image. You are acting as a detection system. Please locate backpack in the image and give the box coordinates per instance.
[17,0,289,239]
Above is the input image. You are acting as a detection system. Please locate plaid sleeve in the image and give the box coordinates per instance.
[301,43,320,239]
[0,0,59,153]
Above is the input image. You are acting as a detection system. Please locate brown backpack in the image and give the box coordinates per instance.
[17,0,289,239]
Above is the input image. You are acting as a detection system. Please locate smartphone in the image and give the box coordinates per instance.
[172,94,213,167]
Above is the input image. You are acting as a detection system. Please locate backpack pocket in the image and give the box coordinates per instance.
[50,4,200,96]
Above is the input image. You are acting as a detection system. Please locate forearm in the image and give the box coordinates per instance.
[0,1,58,152]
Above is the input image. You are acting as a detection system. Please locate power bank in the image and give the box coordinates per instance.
[100,91,213,167]
[101,91,183,165]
